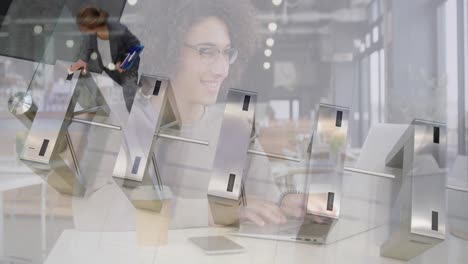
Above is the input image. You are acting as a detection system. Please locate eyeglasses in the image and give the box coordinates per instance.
[184,43,239,65]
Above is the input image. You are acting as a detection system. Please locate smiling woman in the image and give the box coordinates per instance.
[125,0,306,229]
[140,0,258,123]
[171,16,233,120]
[147,0,256,82]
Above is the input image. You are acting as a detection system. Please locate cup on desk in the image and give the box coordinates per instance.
[135,200,171,246]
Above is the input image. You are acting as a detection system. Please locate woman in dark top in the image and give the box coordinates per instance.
[70,6,141,112]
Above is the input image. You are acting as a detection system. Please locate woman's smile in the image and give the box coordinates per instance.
[201,79,223,94]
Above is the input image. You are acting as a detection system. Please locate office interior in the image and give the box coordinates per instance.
[0,0,467,263]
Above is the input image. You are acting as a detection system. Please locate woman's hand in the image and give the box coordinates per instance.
[281,193,329,224]
[279,193,307,219]
[70,59,88,73]
[116,61,126,73]
[240,196,287,226]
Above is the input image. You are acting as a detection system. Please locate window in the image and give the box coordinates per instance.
[437,0,461,156]
[269,100,291,120]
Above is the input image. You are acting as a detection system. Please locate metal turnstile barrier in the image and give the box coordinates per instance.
[297,103,350,243]
[112,74,174,213]
[10,60,110,197]
[380,119,447,261]
[207,89,257,226]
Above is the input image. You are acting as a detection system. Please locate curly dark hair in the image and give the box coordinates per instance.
[140,0,258,87]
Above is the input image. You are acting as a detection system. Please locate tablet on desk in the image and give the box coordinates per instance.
[189,236,245,255]
[120,45,144,70]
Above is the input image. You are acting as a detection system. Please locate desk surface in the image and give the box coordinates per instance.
[44,225,468,264]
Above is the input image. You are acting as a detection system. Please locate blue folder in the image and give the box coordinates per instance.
[120,45,144,70]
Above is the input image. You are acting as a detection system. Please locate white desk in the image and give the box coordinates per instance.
[44,224,468,264]
[0,156,44,257]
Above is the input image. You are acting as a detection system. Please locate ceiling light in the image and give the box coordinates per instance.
[266,38,275,47]
[272,0,283,6]
[66,40,74,48]
[268,22,278,32]
[33,25,43,35]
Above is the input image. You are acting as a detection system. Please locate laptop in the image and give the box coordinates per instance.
[233,217,332,244]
